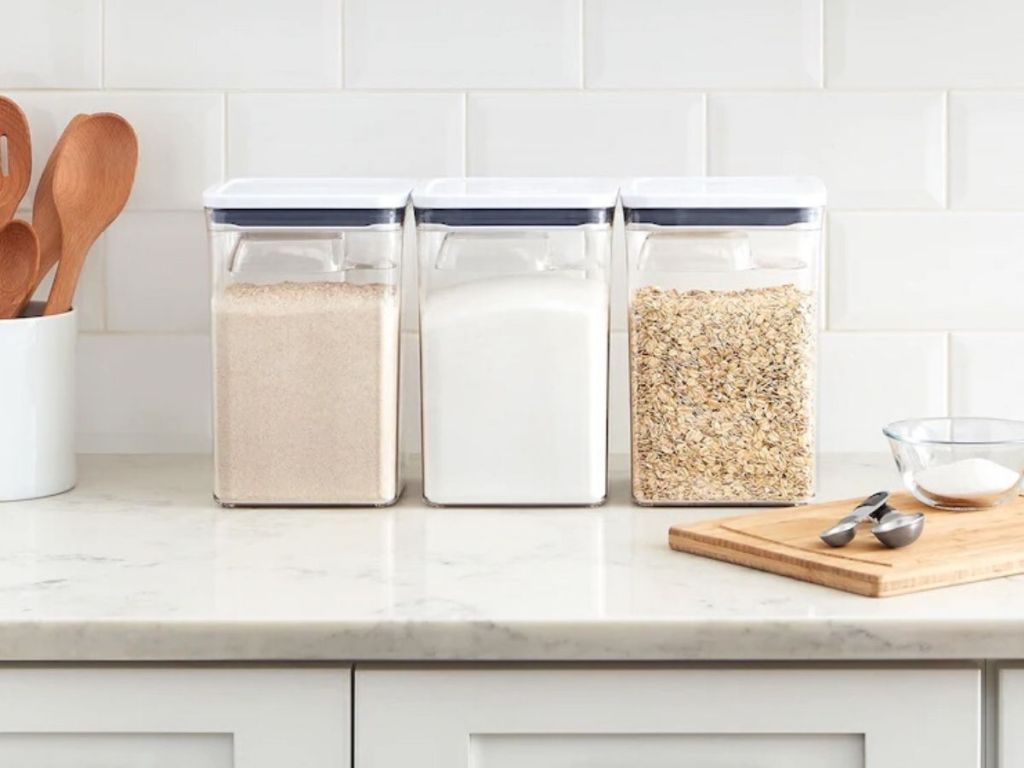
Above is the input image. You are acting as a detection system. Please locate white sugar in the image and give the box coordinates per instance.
[420,274,608,505]
[915,457,1020,501]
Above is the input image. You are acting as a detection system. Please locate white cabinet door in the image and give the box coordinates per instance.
[0,666,350,768]
[999,666,1024,766]
[357,666,980,768]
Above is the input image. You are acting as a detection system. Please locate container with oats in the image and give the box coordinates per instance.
[622,177,825,506]
[204,178,410,507]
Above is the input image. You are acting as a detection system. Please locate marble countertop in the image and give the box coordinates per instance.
[1,454,1022,662]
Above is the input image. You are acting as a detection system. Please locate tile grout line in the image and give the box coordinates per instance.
[822,211,831,331]
[99,0,106,88]
[339,0,346,87]
[819,0,826,88]
[702,92,710,175]
[461,92,468,174]
[222,92,229,180]
[99,0,107,324]
[578,0,586,89]
[100,236,109,332]
[946,331,954,416]
[944,89,952,208]
[5,86,1023,96]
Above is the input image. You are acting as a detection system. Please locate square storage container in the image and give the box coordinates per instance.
[204,178,410,507]
[414,178,617,506]
[622,177,825,506]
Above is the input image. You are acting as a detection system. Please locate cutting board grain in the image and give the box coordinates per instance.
[669,492,1024,597]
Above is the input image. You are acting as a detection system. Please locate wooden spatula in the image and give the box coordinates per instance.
[0,97,31,225]
[44,113,138,316]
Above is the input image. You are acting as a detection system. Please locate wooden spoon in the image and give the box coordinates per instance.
[27,113,89,309]
[0,220,40,319]
[44,113,138,316]
[0,97,31,224]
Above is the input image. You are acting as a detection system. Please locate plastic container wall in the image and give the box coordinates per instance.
[205,178,408,507]
[414,178,617,506]
[623,177,824,506]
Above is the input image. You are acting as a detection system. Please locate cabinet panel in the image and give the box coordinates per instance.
[0,733,231,768]
[999,667,1024,766]
[472,733,861,768]
[0,667,350,768]
[356,667,980,768]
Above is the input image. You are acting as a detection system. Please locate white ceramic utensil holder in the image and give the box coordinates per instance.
[0,304,76,501]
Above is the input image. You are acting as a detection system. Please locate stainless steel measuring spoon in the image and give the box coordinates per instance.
[820,491,891,547]
[871,511,925,548]
[821,491,925,549]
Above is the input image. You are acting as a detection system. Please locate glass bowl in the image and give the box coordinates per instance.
[883,418,1024,510]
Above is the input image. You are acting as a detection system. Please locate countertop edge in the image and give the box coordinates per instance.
[2,618,1021,663]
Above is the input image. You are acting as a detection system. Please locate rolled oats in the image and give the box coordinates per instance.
[629,283,815,504]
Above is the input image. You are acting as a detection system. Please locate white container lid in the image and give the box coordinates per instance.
[203,178,413,209]
[413,178,619,209]
[621,177,826,209]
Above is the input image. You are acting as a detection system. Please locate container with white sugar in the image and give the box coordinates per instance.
[414,178,616,506]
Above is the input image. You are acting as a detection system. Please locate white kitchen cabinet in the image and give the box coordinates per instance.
[0,666,350,768]
[999,666,1024,766]
[356,666,981,768]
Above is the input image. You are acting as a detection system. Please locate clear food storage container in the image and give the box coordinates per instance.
[622,177,825,506]
[414,178,617,506]
[204,178,410,507]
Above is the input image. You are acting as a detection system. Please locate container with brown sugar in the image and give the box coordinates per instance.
[204,178,410,506]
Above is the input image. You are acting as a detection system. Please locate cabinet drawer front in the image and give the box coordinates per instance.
[356,667,980,768]
[0,666,350,768]
[999,667,1024,766]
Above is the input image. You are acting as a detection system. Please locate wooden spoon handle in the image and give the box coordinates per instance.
[28,114,90,299]
[43,238,86,316]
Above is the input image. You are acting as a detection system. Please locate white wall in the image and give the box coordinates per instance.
[4,0,1023,455]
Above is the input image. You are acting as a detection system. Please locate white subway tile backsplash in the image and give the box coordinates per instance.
[77,334,211,453]
[106,212,210,333]
[104,0,341,89]
[400,332,421,457]
[819,332,948,453]
[609,331,630,456]
[951,333,1024,420]
[467,93,704,176]
[709,92,945,209]
[950,93,1024,210]
[6,0,1024,455]
[586,0,821,89]
[9,92,223,211]
[400,219,419,332]
[228,93,464,177]
[345,0,579,88]
[829,213,1024,331]
[610,206,628,332]
[2,1,100,88]
[826,0,1024,87]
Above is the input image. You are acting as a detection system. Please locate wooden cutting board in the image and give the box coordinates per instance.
[669,492,1024,597]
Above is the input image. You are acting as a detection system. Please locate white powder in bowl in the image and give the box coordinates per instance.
[420,274,608,505]
[214,281,400,505]
[915,457,1020,506]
